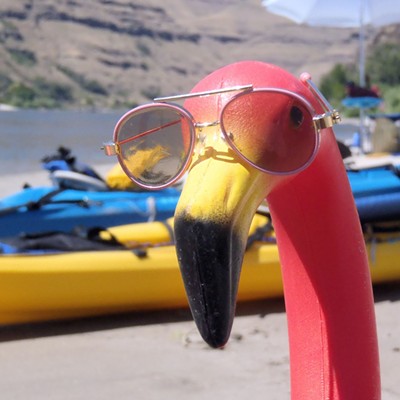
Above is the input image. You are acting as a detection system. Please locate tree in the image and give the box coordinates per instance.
[367,43,400,86]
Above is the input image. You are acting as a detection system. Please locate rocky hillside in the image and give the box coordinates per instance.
[0,0,395,109]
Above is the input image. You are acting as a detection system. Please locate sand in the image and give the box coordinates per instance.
[0,289,399,399]
[0,168,399,400]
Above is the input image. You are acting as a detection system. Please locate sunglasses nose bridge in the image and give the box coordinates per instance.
[191,122,231,157]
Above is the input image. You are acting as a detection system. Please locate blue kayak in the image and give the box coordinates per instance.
[355,192,400,223]
[348,167,400,198]
[0,147,182,239]
[0,142,399,239]
[1,166,399,238]
[347,165,400,222]
[0,186,180,238]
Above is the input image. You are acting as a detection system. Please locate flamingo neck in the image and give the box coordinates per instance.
[267,132,381,400]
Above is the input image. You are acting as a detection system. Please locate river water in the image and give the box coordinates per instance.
[0,108,126,175]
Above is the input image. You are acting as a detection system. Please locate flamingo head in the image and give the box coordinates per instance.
[174,61,339,348]
[105,60,380,399]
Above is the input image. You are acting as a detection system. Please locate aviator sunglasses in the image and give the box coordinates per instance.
[103,77,340,190]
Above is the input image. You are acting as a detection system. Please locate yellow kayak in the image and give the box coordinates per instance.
[0,215,399,325]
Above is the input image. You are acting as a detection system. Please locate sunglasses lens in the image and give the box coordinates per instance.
[116,106,193,187]
[221,91,317,173]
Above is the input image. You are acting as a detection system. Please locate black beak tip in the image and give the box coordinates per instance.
[191,309,232,349]
[175,215,245,349]
[204,335,228,349]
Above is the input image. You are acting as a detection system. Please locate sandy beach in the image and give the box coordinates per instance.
[0,285,399,399]
[1,167,400,400]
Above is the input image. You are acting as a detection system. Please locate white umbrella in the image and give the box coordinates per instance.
[261,0,400,86]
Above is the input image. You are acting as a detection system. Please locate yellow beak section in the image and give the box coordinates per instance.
[174,128,272,348]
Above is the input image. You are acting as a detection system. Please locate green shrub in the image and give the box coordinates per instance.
[33,77,73,102]
[57,65,108,95]
[137,41,151,56]
[141,85,161,100]
[3,82,36,106]
[7,48,37,66]
[0,73,12,94]
[380,85,400,113]
[319,64,357,115]
[2,78,74,108]
[82,79,108,95]
[367,43,400,86]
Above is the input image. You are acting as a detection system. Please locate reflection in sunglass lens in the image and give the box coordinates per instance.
[221,91,316,173]
[116,106,193,187]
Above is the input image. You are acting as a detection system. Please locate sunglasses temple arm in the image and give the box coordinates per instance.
[300,73,341,128]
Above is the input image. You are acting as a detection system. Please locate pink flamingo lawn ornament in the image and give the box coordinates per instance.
[105,60,381,399]
[170,61,381,399]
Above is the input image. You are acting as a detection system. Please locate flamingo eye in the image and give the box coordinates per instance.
[290,106,304,128]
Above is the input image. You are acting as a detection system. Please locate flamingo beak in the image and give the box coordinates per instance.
[174,126,283,348]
